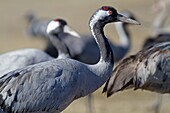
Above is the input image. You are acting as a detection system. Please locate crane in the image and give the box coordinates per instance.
[0,6,139,113]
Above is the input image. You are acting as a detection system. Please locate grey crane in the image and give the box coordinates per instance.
[152,0,169,34]
[145,37,170,113]
[0,6,139,113]
[143,1,170,112]
[26,12,49,38]
[25,10,137,113]
[151,0,170,35]
[26,13,80,58]
[46,18,71,59]
[103,41,170,97]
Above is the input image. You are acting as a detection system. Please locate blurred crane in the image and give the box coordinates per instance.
[143,0,170,49]
[103,42,170,98]
[151,0,170,35]
[143,1,170,113]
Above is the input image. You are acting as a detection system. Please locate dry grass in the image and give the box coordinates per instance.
[0,0,170,113]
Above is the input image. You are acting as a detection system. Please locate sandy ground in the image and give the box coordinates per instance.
[0,0,170,113]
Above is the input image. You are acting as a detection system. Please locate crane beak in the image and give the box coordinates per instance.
[63,25,80,38]
[116,14,141,25]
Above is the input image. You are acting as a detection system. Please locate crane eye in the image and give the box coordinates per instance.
[108,11,113,15]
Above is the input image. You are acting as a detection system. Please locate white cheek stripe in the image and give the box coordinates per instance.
[90,10,110,28]
[46,21,60,34]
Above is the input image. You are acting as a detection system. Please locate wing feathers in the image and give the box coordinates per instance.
[103,42,170,97]
[103,55,137,97]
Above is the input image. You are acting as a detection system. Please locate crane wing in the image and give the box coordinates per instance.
[102,55,137,97]
[0,61,65,113]
[139,51,170,93]
[103,42,170,97]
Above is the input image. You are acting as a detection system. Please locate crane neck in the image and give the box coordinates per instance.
[48,34,71,58]
[90,21,114,64]
[74,20,115,98]
[115,22,131,48]
[152,4,168,35]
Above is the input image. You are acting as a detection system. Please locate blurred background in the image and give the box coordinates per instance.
[0,0,170,113]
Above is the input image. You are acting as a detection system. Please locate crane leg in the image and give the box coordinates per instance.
[86,94,95,113]
[152,94,163,113]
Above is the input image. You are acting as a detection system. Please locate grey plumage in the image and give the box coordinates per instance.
[0,49,53,112]
[147,35,170,113]
[143,1,170,113]
[0,49,53,76]
[103,42,170,97]
[0,59,112,113]
[143,33,170,49]
[0,6,140,113]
